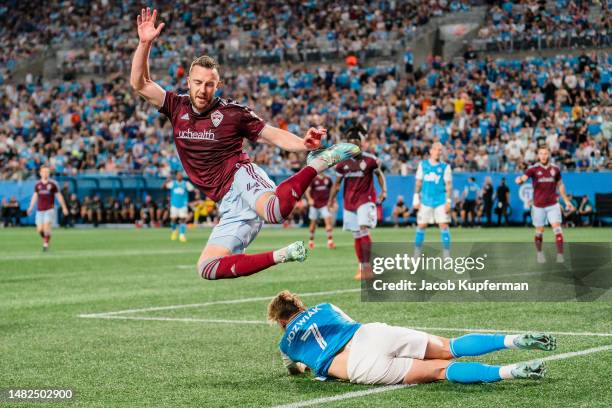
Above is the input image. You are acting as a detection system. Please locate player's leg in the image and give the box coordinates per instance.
[439,223,451,258]
[532,205,546,263]
[170,206,178,240]
[43,219,52,251]
[548,204,564,262]
[415,205,432,257]
[255,144,360,223]
[308,206,317,249]
[323,208,335,249]
[35,211,46,250]
[178,207,188,242]
[354,203,376,280]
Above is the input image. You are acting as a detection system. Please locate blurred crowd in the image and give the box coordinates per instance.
[2,50,612,181]
[475,0,612,52]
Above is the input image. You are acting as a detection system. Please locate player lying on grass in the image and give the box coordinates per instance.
[268,291,556,385]
[130,8,359,280]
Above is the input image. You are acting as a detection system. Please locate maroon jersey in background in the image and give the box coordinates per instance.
[309,174,333,209]
[34,180,59,211]
[524,163,562,207]
[159,92,266,202]
[335,152,379,211]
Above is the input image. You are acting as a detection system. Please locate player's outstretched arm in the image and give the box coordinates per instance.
[130,7,166,108]
[260,126,326,152]
[26,193,38,216]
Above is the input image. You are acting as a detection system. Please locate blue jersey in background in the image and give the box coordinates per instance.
[168,180,192,208]
[279,303,361,378]
[416,160,452,207]
[464,181,479,201]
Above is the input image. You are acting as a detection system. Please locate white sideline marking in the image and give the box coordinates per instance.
[79,315,265,324]
[78,288,361,318]
[270,344,612,408]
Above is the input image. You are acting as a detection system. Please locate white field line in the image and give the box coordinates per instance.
[78,288,361,318]
[270,344,612,408]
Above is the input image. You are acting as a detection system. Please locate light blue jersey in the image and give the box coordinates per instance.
[416,159,452,207]
[279,303,361,378]
[464,181,479,201]
[168,180,192,208]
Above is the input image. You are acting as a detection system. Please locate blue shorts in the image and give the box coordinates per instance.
[208,163,276,254]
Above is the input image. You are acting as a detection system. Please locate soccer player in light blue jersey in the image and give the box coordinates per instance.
[164,172,194,242]
[268,291,555,385]
[413,142,453,258]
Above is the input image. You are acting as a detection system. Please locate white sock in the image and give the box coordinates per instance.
[273,247,286,263]
[499,364,518,380]
[504,334,520,349]
[308,159,327,173]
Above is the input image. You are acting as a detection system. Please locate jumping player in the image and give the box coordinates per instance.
[305,173,336,250]
[164,172,194,242]
[130,8,359,280]
[516,146,573,263]
[328,125,386,280]
[268,290,554,385]
[413,142,452,258]
[26,166,69,251]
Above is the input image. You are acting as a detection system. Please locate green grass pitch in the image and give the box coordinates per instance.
[1,227,611,407]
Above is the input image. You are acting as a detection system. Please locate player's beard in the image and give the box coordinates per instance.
[189,92,213,113]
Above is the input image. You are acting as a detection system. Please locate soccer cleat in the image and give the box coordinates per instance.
[536,252,546,264]
[280,241,308,263]
[511,360,547,380]
[308,240,315,250]
[171,230,178,241]
[354,264,374,281]
[513,333,557,351]
[327,240,336,249]
[443,249,451,259]
[179,235,187,243]
[556,253,564,263]
[306,143,361,169]
[42,245,48,252]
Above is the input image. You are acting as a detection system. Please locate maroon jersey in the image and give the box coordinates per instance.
[34,180,59,211]
[524,162,562,207]
[309,174,333,208]
[159,92,265,202]
[335,152,379,211]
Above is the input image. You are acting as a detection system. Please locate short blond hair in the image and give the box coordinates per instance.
[189,55,219,75]
[267,290,307,324]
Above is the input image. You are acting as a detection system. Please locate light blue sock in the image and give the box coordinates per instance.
[440,227,450,250]
[445,362,502,383]
[450,333,507,357]
[415,228,425,248]
[179,223,186,235]
[171,222,177,231]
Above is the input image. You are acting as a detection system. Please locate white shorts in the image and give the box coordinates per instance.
[208,163,276,254]
[170,206,189,219]
[343,202,377,232]
[308,206,330,220]
[347,323,429,385]
[532,203,562,227]
[417,204,450,225]
[35,209,55,227]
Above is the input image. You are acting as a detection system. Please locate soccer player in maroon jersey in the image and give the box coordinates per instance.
[26,166,69,251]
[305,173,336,250]
[328,125,387,280]
[130,8,359,280]
[516,146,574,263]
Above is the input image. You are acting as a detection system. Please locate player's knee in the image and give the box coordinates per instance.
[198,257,221,280]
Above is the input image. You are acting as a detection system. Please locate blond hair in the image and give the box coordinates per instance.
[267,290,307,324]
[189,55,219,75]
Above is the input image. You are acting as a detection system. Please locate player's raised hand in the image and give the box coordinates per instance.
[136,7,165,44]
[304,127,327,150]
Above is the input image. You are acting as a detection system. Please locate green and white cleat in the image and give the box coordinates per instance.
[514,333,557,351]
[511,360,547,380]
[282,241,308,263]
[307,143,361,169]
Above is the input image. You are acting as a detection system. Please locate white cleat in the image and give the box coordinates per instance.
[536,252,546,264]
[556,253,564,263]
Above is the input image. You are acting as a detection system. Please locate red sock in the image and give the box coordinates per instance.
[200,252,275,280]
[44,235,50,244]
[309,228,315,241]
[360,234,372,263]
[275,166,317,218]
[555,232,564,254]
[354,237,363,262]
[534,233,543,252]
[326,229,333,240]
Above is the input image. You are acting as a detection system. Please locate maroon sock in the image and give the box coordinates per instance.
[309,228,315,241]
[200,252,275,280]
[354,237,363,262]
[326,229,333,240]
[275,166,317,218]
[555,232,564,254]
[360,234,372,263]
[534,233,543,252]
